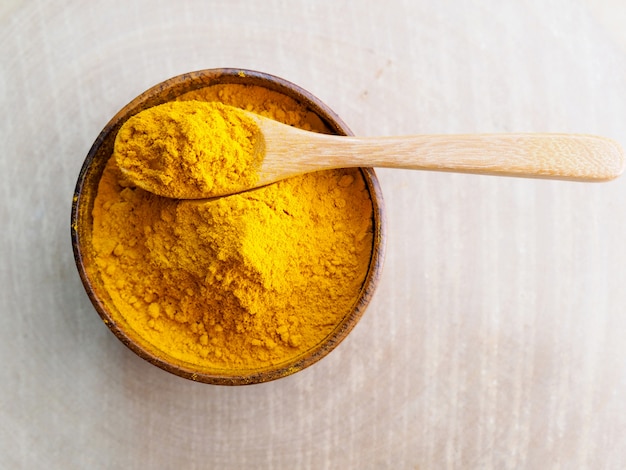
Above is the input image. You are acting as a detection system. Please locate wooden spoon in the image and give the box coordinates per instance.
[120,109,625,199]
[251,114,624,184]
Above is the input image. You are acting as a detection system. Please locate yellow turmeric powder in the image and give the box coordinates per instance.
[91,84,374,373]
[114,101,261,198]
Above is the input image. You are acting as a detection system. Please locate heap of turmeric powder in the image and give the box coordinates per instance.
[114,101,261,199]
[91,84,374,373]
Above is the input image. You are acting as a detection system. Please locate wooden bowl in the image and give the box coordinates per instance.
[71,68,386,385]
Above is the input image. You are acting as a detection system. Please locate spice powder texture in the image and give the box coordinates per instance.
[91,84,374,372]
[114,100,261,199]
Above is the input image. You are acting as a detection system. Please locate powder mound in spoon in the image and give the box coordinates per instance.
[114,100,261,198]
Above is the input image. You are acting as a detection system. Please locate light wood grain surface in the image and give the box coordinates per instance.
[2,1,626,468]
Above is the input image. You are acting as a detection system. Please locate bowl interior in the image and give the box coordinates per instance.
[71,68,386,385]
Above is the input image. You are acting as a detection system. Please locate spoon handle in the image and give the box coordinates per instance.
[296,132,625,182]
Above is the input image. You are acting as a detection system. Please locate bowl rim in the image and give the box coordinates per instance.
[71,68,386,385]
